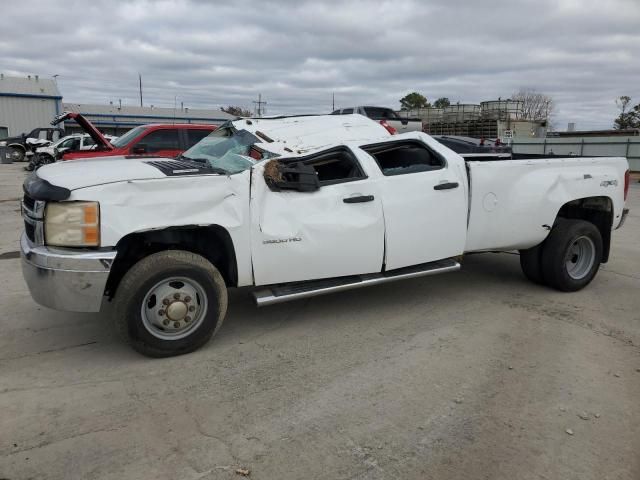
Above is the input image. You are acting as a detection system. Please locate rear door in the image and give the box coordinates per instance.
[250,147,385,285]
[361,137,468,270]
[133,128,181,158]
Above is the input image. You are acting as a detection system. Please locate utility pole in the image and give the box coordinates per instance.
[138,73,143,107]
[332,92,335,112]
[253,93,267,117]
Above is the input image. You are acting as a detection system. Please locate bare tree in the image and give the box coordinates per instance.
[616,95,632,114]
[512,89,554,120]
[221,106,253,117]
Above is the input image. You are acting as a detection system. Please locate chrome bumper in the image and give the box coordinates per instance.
[20,233,116,312]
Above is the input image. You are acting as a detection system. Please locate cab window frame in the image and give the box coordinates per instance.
[361,139,447,177]
[279,146,368,187]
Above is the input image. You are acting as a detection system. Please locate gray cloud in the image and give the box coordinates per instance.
[1,0,638,129]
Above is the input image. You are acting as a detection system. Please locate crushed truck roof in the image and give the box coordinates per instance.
[229,114,392,156]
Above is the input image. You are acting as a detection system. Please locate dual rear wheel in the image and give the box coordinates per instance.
[520,219,603,291]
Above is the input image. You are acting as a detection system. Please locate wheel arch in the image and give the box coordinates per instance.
[8,143,26,152]
[105,224,238,299]
[553,196,613,263]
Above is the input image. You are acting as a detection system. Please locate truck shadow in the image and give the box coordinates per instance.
[8,252,534,362]
[214,252,533,346]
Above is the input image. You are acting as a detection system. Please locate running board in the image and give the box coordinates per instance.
[253,258,460,307]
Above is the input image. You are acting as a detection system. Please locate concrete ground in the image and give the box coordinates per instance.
[1,162,639,480]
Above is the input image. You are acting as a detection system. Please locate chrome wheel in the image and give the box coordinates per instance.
[141,276,208,340]
[565,236,596,280]
[9,148,24,162]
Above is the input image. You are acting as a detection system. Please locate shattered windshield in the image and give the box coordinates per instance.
[180,127,259,174]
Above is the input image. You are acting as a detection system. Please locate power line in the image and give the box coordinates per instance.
[253,93,267,117]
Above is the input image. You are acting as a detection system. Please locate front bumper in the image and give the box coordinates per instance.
[20,233,116,312]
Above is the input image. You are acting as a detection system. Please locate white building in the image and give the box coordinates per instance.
[0,74,63,138]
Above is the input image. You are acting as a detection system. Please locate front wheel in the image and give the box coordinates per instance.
[541,219,603,292]
[9,146,25,162]
[114,250,228,357]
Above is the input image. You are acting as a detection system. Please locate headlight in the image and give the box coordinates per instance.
[45,201,100,247]
[0,141,6,146]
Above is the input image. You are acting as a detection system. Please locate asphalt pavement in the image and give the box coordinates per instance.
[1,162,639,480]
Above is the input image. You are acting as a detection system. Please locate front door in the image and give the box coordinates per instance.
[360,138,468,270]
[250,147,385,286]
[133,128,182,158]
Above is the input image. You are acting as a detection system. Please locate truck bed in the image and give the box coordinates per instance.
[464,156,629,253]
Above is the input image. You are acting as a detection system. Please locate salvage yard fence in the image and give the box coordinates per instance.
[511,136,640,172]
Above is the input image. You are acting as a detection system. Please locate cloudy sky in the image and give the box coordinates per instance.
[1,0,639,129]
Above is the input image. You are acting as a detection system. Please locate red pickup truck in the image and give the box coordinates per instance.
[53,112,217,160]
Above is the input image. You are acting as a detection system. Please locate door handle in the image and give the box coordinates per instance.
[433,182,459,190]
[343,195,375,203]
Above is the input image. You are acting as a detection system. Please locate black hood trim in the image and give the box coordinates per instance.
[23,172,71,201]
[144,159,218,176]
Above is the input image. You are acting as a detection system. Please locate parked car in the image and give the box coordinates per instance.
[51,112,217,160]
[431,135,512,157]
[26,133,119,171]
[332,106,422,134]
[21,114,629,357]
[0,126,65,162]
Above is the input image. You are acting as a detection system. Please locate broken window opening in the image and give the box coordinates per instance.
[263,147,366,192]
[362,141,445,176]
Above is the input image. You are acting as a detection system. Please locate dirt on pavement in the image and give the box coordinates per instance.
[0,162,638,480]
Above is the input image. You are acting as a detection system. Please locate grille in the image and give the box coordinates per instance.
[23,193,35,212]
[24,220,35,242]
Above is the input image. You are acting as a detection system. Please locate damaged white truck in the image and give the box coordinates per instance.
[20,114,630,357]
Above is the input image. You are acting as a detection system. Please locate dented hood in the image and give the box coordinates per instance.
[52,112,114,150]
[36,156,170,190]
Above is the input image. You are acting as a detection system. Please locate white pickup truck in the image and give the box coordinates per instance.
[332,106,422,134]
[20,114,630,357]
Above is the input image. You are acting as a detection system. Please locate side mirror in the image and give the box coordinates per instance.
[132,144,147,154]
[264,160,320,192]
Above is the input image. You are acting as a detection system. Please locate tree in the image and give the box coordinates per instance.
[433,97,451,109]
[399,92,430,110]
[613,96,639,130]
[512,88,554,120]
[221,106,252,117]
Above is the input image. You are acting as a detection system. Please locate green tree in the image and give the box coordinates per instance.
[613,96,639,129]
[433,97,451,109]
[399,92,429,110]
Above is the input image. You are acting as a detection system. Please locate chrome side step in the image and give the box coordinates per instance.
[253,258,460,307]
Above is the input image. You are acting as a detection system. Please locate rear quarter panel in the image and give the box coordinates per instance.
[465,157,628,252]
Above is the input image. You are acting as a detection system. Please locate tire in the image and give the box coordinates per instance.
[519,243,545,285]
[32,154,55,171]
[9,146,25,162]
[541,219,603,292]
[114,250,228,357]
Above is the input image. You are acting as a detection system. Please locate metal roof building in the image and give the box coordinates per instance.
[61,103,236,135]
[0,74,63,138]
